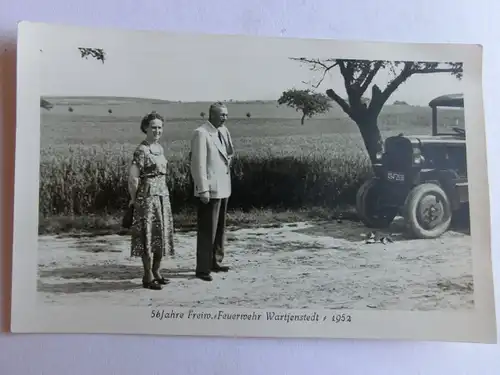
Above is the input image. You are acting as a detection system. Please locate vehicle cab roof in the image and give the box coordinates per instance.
[428,93,464,108]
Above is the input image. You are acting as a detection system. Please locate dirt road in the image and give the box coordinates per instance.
[37,218,474,311]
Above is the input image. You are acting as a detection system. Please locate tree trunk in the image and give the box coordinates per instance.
[324,87,384,165]
[301,112,306,125]
[357,115,384,165]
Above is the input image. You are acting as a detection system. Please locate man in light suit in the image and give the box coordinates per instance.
[190,102,234,282]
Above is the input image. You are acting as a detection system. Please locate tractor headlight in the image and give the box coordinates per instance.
[375,152,383,161]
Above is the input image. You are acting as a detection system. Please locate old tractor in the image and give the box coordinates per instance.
[356,93,468,239]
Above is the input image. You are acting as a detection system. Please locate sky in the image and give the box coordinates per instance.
[37,26,465,106]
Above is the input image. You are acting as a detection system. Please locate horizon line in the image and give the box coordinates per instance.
[41,95,427,107]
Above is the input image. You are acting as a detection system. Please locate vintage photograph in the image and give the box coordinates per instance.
[11,22,496,343]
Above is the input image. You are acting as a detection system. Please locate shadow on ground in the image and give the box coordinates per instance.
[295,216,408,242]
[39,265,196,281]
[296,211,470,242]
[37,280,142,293]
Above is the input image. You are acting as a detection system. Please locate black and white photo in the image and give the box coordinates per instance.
[10,21,496,343]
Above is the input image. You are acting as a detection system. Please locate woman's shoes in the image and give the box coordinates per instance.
[142,277,169,290]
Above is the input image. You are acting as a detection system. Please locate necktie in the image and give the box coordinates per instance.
[218,130,226,149]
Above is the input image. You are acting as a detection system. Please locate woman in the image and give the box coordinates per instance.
[128,111,175,290]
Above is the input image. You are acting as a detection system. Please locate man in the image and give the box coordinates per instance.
[189,102,234,281]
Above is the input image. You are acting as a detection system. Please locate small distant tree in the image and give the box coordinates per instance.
[246,112,251,118]
[40,98,53,111]
[200,111,206,119]
[393,100,409,105]
[277,88,332,125]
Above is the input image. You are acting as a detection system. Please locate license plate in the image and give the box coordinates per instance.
[387,172,405,182]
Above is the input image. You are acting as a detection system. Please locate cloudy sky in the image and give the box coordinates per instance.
[37,25,465,106]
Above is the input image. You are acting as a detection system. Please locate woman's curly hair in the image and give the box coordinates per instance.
[140,111,165,134]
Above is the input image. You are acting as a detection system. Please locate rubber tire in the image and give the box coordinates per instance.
[403,183,452,239]
[356,178,397,228]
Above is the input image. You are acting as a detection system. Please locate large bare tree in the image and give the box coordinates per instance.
[290,58,463,163]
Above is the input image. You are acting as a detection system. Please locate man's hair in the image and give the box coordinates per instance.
[209,101,227,114]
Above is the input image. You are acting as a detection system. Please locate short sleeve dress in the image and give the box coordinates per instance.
[130,141,175,258]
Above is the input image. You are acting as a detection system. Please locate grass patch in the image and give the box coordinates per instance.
[39,206,352,236]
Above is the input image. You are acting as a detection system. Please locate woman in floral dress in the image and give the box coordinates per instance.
[128,111,175,290]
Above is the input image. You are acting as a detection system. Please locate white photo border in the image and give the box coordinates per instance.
[10,21,497,343]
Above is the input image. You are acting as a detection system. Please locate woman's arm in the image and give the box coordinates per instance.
[128,146,145,204]
[128,164,140,204]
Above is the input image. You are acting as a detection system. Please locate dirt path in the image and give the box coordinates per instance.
[37,219,474,311]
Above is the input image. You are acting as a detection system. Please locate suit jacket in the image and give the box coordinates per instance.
[189,122,234,199]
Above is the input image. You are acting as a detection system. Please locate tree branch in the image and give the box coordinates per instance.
[354,63,372,90]
[414,67,460,74]
[369,63,413,113]
[359,61,384,94]
[338,61,363,108]
[326,88,352,117]
[290,57,339,88]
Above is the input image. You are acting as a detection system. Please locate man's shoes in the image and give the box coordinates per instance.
[154,277,169,285]
[212,265,230,272]
[195,272,213,282]
[142,280,162,290]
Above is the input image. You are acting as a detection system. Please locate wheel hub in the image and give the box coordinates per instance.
[418,195,444,228]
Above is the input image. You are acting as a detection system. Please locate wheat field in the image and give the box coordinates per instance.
[38,96,465,233]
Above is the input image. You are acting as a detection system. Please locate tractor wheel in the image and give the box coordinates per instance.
[402,183,452,239]
[356,178,398,228]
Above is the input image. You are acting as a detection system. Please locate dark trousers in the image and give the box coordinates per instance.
[195,197,228,274]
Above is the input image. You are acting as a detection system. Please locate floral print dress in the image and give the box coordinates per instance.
[130,141,175,258]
